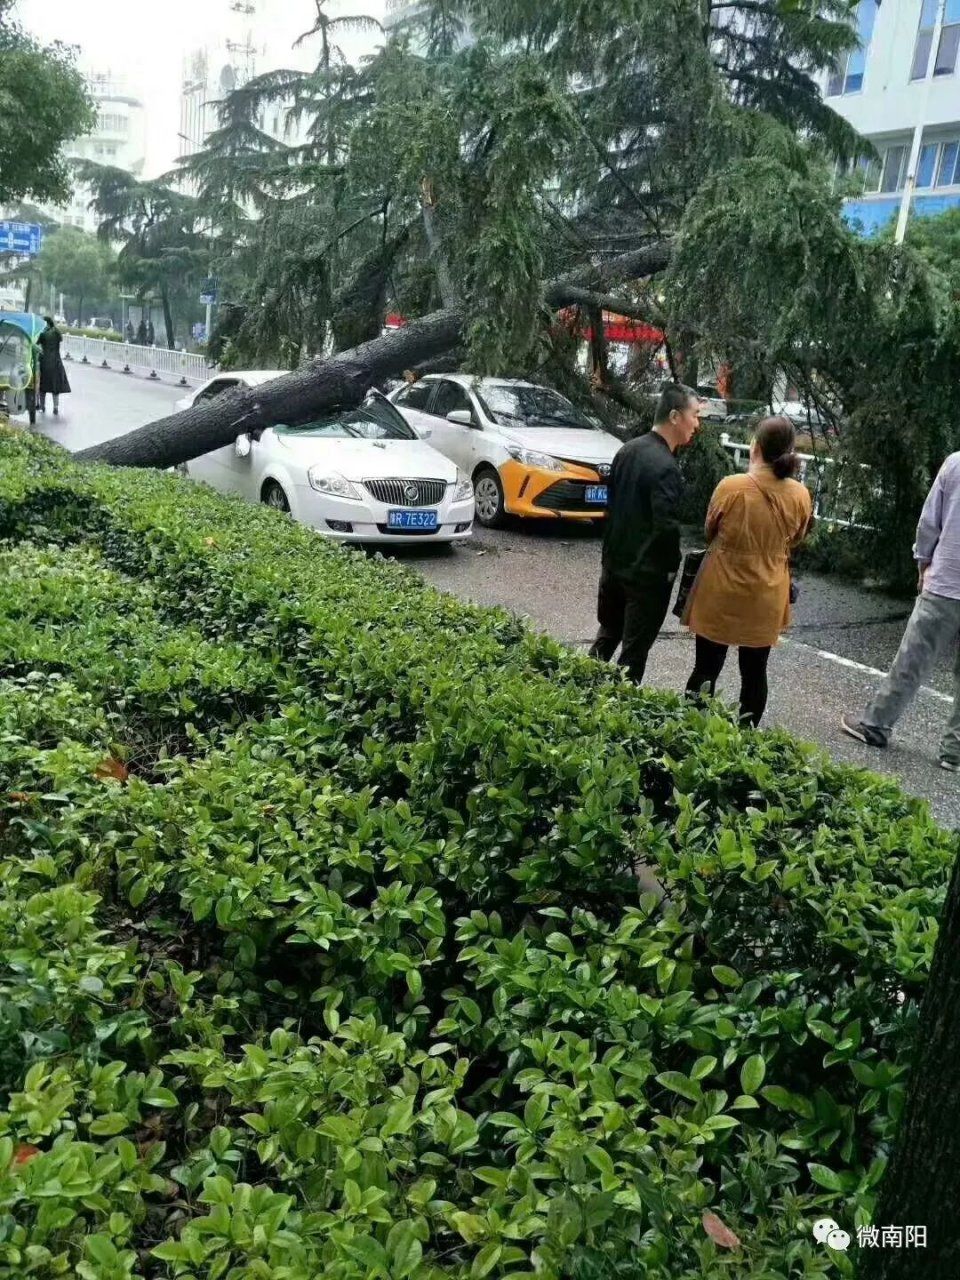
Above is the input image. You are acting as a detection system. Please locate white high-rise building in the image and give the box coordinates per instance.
[824,0,960,234]
[179,0,264,163]
[178,0,314,179]
[47,72,147,233]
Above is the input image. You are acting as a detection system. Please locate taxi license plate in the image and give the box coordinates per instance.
[388,509,439,530]
[585,485,608,505]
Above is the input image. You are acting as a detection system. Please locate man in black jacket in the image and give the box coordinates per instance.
[589,383,702,683]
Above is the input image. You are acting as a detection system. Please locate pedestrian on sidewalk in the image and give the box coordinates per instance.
[588,383,702,683]
[36,317,71,418]
[842,452,960,770]
[125,320,135,344]
[683,416,813,727]
[136,318,147,346]
[146,319,155,346]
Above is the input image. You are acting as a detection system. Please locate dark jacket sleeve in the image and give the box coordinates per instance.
[649,465,684,575]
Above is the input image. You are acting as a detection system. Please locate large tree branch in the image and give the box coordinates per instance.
[78,241,673,468]
[551,284,666,329]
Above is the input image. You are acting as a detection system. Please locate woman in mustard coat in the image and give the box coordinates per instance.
[683,417,813,726]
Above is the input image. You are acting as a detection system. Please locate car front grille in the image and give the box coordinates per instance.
[557,459,609,477]
[363,478,448,507]
[533,480,607,514]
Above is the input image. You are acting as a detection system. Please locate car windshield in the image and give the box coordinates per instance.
[280,396,416,441]
[478,383,596,430]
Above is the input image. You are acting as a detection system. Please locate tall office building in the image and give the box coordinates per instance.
[825,0,960,233]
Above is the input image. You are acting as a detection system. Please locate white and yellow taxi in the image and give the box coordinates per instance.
[389,375,621,527]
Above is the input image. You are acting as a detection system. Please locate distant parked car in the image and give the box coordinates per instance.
[177,371,475,545]
[87,317,115,331]
[772,398,825,429]
[389,374,620,527]
[696,384,727,422]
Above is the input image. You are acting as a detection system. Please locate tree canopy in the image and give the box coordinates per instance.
[36,226,115,323]
[77,166,207,348]
[169,0,864,378]
[0,0,94,205]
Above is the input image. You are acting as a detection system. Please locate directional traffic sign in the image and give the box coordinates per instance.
[199,277,219,305]
[0,222,43,257]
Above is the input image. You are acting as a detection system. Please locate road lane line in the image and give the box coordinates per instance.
[782,637,954,705]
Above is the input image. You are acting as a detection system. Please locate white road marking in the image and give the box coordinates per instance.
[783,637,954,705]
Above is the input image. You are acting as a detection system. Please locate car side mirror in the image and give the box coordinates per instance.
[418,425,433,439]
[447,409,474,427]
[235,433,252,458]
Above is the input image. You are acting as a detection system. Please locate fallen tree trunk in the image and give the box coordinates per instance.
[76,312,464,469]
[77,242,672,469]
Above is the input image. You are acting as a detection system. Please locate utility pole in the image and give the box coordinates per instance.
[895,0,948,245]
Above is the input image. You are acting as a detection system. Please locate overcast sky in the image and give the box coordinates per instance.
[15,0,387,176]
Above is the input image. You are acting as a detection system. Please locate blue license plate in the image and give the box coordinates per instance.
[585,485,608,505]
[388,509,439,530]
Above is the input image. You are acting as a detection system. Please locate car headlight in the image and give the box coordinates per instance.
[454,471,474,502]
[307,469,361,500]
[506,445,566,472]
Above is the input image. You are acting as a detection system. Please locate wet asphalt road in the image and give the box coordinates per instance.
[34,361,960,829]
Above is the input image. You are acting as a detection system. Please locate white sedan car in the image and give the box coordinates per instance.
[177,371,475,544]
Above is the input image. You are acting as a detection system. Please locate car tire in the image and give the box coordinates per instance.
[261,481,290,514]
[473,466,506,528]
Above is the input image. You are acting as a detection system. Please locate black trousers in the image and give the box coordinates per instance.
[589,568,673,684]
[686,634,772,727]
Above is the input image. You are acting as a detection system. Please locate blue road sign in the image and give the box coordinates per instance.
[199,276,218,305]
[0,222,43,257]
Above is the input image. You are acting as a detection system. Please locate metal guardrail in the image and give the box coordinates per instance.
[62,335,214,386]
[720,432,873,530]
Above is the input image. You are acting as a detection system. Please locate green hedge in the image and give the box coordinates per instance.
[0,425,954,1280]
[62,326,124,343]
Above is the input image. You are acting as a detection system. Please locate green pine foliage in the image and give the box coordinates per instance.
[0,425,954,1278]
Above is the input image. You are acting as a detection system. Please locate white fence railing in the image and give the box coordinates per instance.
[720,432,873,530]
[62,335,214,386]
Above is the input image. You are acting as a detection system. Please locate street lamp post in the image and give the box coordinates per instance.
[895,0,948,245]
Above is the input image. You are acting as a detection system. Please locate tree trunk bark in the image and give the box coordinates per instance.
[859,852,960,1279]
[76,311,465,468]
[161,287,175,350]
[76,242,672,469]
[420,182,459,311]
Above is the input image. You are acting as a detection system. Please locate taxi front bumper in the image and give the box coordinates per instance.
[500,459,609,520]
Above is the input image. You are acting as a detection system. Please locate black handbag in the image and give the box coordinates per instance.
[672,548,706,618]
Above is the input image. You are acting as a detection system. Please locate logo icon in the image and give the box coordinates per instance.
[404,482,419,503]
[597,464,611,478]
[813,1219,851,1251]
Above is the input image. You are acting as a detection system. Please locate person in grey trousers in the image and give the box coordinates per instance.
[842,452,960,770]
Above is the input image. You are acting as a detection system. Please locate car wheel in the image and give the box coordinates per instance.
[473,467,506,528]
[261,481,290,514]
